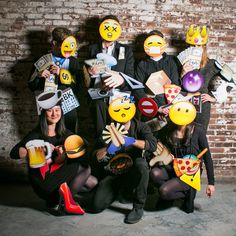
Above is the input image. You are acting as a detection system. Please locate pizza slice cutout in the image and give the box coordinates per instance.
[164,84,181,104]
[173,158,200,177]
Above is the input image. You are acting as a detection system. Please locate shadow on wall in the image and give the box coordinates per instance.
[6,30,51,139]
[78,16,101,61]
[133,32,149,68]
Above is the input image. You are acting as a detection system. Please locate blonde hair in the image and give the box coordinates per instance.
[200,45,209,68]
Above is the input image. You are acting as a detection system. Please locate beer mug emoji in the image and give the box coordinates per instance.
[25,139,52,168]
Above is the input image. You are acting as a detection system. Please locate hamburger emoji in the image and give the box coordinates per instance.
[64,135,86,158]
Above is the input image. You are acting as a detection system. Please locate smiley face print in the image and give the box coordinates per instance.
[169,101,196,125]
[144,35,167,57]
[99,19,122,42]
[108,97,136,123]
[61,36,77,58]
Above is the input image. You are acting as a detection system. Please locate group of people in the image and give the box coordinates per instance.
[10,15,222,224]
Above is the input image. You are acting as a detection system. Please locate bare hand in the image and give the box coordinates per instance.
[50,144,55,152]
[49,65,60,75]
[201,93,216,103]
[88,66,100,76]
[181,62,194,78]
[96,147,108,162]
[19,147,28,159]
[54,145,65,164]
[158,106,169,116]
[39,69,51,79]
[206,184,215,198]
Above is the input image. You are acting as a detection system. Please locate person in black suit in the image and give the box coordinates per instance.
[85,15,135,139]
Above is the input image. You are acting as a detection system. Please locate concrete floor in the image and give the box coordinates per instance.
[0,181,236,236]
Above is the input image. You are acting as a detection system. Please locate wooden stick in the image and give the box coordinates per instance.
[197,148,208,159]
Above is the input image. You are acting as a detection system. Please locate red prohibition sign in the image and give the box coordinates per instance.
[138,97,158,118]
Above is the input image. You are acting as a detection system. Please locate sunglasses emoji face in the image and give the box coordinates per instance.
[99,19,122,42]
[108,97,136,123]
[61,36,77,58]
[169,101,196,125]
[144,35,167,57]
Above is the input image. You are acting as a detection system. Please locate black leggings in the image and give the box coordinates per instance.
[69,165,98,194]
[150,165,190,200]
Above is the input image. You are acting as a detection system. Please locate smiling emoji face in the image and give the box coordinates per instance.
[99,19,122,42]
[108,97,136,123]
[169,101,196,125]
[61,36,77,58]
[144,35,167,57]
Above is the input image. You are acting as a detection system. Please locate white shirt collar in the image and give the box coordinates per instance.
[150,55,163,62]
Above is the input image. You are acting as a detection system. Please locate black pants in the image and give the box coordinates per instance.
[90,98,110,139]
[91,157,149,213]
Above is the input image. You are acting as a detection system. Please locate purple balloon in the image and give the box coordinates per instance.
[182,70,204,92]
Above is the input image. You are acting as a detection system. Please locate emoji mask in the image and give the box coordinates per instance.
[108,96,136,123]
[61,36,77,58]
[144,35,167,57]
[99,19,122,42]
[169,101,196,125]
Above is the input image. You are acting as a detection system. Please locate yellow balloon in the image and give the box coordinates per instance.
[108,97,136,123]
[99,19,122,42]
[169,101,196,125]
[61,36,77,58]
[144,35,167,57]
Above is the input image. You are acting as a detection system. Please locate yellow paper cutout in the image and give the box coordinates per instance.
[180,169,201,191]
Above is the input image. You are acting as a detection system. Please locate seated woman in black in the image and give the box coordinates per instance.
[10,104,97,214]
[150,121,215,213]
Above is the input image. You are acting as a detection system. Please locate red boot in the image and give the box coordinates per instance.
[59,182,85,215]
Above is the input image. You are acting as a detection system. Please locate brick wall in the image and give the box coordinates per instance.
[0,0,235,178]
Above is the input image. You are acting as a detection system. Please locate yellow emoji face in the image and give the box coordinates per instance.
[108,97,136,123]
[144,35,167,57]
[60,69,74,85]
[169,101,196,125]
[99,19,122,42]
[61,36,77,58]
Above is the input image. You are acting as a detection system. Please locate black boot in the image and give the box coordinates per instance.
[182,188,196,213]
[124,207,144,224]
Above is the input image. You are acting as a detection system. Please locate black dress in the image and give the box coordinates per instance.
[10,127,82,205]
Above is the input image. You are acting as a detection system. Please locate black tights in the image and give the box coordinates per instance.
[70,165,98,195]
[150,166,190,200]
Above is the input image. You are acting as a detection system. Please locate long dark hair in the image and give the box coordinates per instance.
[39,107,67,138]
[159,121,195,148]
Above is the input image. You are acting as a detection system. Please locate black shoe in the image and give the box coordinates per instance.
[124,208,144,224]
